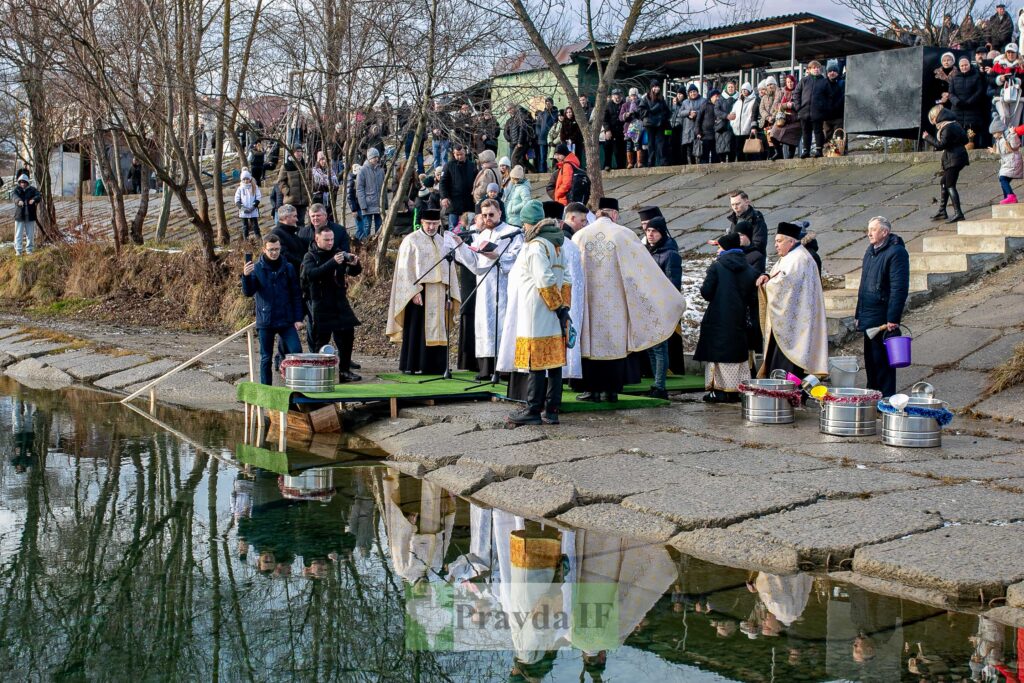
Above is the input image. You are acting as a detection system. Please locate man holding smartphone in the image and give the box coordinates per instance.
[300,224,363,382]
[241,235,304,385]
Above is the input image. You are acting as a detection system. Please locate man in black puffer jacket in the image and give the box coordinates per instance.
[439,144,477,228]
[301,223,363,382]
[855,217,909,397]
[793,60,831,157]
[725,190,768,273]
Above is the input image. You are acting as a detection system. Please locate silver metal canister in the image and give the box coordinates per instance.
[819,388,879,436]
[282,353,337,392]
[740,379,797,424]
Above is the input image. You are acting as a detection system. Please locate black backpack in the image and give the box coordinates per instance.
[568,164,591,204]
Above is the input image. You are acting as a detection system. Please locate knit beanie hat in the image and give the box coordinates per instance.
[486,182,500,193]
[990,118,1007,135]
[826,60,841,74]
[510,165,525,180]
[366,147,380,160]
[499,156,512,168]
[717,232,741,251]
[520,200,544,226]
[478,149,496,163]
[241,169,252,180]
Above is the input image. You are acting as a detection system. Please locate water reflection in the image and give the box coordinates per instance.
[0,378,1019,682]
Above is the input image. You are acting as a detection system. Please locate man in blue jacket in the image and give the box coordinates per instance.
[242,234,304,385]
[855,217,910,397]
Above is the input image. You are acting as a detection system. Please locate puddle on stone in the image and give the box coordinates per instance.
[0,378,1018,681]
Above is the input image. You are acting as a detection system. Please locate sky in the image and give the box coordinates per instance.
[765,0,858,26]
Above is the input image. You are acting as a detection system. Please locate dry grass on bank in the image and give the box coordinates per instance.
[986,340,1024,396]
[0,242,251,332]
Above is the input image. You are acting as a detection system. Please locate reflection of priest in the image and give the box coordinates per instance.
[757,222,828,378]
[753,572,813,628]
[385,209,462,374]
[11,397,36,473]
[380,471,456,583]
[572,199,687,402]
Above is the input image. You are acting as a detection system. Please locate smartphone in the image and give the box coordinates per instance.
[983,59,995,68]
[244,252,253,263]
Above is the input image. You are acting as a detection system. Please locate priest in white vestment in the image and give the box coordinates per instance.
[452,197,523,379]
[756,221,828,378]
[572,200,687,402]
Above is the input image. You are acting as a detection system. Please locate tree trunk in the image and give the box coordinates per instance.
[130,179,150,244]
[156,183,172,242]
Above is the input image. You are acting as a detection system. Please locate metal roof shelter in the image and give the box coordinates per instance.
[587,13,900,85]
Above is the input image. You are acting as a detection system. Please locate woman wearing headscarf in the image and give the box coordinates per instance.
[770,74,802,159]
[694,232,758,403]
[922,104,969,223]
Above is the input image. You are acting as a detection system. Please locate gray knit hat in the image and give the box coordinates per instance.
[990,118,1007,135]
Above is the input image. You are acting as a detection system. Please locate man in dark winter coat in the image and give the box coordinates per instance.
[725,190,768,273]
[241,234,303,385]
[301,223,363,381]
[276,146,311,225]
[299,203,351,255]
[12,174,41,256]
[535,98,558,173]
[602,89,627,171]
[855,217,909,397]
[440,144,477,228]
[503,105,534,172]
[694,231,758,403]
[270,204,309,271]
[638,82,672,167]
[988,4,1013,51]
[793,61,831,157]
[823,60,846,150]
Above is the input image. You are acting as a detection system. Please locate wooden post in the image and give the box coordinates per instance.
[243,403,250,443]
[149,388,156,413]
[246,328,256,381]
[278,411,287,451]
[390,397,398,418]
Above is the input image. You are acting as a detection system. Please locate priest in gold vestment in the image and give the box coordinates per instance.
[571,202,687,402]
[386,209,461,374]
[756,221,828,378]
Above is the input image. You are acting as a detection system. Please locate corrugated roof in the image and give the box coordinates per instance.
[493,40,593,76]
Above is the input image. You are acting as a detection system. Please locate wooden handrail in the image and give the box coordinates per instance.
[120,322,256,405]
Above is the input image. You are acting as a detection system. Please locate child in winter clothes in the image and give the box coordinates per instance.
[234,169,262,239]
[992,119,1023,203]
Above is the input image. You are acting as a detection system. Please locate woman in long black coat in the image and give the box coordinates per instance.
[922,105,969,223]
[693,232,759,403]
[948,57,989,147]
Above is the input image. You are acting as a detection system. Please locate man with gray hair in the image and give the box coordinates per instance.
[854,216,909,396]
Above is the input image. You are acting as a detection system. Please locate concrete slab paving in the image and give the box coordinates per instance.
[912,326,1001,367]
[670,528,802,574]
[767,466,941,497]
[556,504,679,543]
[472,477,576,518]
[383,460,427,478]
[960,332,1024,370]
[94,359,178,390]
[458,438,622,478]
[828,571,957,610]
[919,369,991,410]
[729,498,943,567]
[124,369,238,410]
[985,606,1024,628]
[992,477,1024,492]
[355,417,424,443]
[881,457,1021,482]
[598,431,741,456]
[852,524,1024,600]
[0,326,24,339]
[621,475,819,529]
[869,483,1024,523]
[1008,581,1024,607]
[66,353,152,381]
[376,421,481,465]
[42,349,97,370]
[973,385,1024,422]
[953,294,1024,328]
[664,447,831,476]
[0,352,14,368]
[534,453,695,502]
[386,424,546,469]
[423,463,495,495]
[0,340,71,360]
[4,358,73,390]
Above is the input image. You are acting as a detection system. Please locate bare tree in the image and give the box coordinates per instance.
[835,0,993,46]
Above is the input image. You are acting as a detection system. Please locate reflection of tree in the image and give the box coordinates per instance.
[0,385,506,679]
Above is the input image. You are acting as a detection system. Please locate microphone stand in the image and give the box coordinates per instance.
[413,236,473,385]
[461,230,518,392]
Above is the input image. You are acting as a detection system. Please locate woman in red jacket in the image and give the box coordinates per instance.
[550,143,581,205]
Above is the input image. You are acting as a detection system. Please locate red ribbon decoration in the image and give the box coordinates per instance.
[820,390,882,405]
[738,381,802,407]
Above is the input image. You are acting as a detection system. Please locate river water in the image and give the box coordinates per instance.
[0,377,1018,682]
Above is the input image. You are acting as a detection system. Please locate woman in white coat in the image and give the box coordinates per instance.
[730,82,760,160]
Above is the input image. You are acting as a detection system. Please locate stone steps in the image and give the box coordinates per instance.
[827,204,1024,344]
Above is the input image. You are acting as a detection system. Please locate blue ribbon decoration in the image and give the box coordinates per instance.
[876,400,954,427]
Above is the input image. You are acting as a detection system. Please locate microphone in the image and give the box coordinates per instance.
[496,228,523,240]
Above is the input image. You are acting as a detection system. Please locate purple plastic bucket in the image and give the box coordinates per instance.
[884,327,913,368]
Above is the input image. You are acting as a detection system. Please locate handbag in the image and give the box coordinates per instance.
[964,127,976,150]
[824,128,847,157]
[1003,79,1021,104]
[743,131,765,155]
